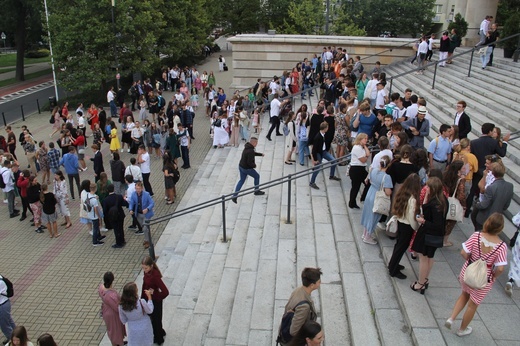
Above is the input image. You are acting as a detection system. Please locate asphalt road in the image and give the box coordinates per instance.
[0,84,74,125]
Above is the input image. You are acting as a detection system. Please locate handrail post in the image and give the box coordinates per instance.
[221,195,227,242]
[389,79,393,95]
[286,174,292,224]
[36,99,41,114]
[144,219,156,261]
[432,63,438,90]
[1,112,6,126]
[468,50,474,77]
[21,105,25,122]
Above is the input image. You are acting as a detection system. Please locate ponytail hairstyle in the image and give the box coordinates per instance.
[40,183,48,203]
[142,255,162,278]
[103,271,115,289]
[379,155,391,169]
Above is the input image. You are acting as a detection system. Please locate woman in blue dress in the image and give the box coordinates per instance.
[361,155,393,244]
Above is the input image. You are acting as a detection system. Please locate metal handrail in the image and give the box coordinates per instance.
[359,30,445,63]
[388,32,520,94]
[143,146,380,259]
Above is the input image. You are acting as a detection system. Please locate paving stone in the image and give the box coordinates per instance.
[240,227,263,272]
[183,313,211,346]
[315,223,341,283]
[177,251,212,310]
[412,328,446,346]
[337,242,362,273]
[375,308,413,346]
[274,240,296,301]
[259,215,280,260]
[247,329,272,346]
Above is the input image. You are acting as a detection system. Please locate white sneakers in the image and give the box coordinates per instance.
[362,235,378,245]
[445,318,472,337]
[505,281,513,297]
[456,327,472,337]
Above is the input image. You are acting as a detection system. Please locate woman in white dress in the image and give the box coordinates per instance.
[212,113,229,148]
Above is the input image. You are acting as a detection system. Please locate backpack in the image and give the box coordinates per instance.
[158,95,165,109]
[49,114,55,124]
[172,167,180,184]
[276,300,309,344]
[213,119,222,128]
[83,196,95,213]
[0,168,7,189]
[385,104,398,120]
[1,275,14,298]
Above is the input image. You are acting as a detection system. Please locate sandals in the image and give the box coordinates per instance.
[284,161,293,165]
[65,224,72,229]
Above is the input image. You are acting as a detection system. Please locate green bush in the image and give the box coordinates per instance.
[501,12,520,51]
[24,49,50,58]
[448,13,468,38]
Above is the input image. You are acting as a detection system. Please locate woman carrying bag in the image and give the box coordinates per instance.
[445,212,507,337]
[410,177,447,294]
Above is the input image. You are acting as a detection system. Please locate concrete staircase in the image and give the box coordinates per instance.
[122,98,418,345]
[384,49,520,239]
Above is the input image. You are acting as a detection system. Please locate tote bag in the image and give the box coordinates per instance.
[446,178,464,222]
[372,175,391,215]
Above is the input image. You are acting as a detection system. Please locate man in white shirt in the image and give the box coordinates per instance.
[269,76,280,102]
[169,67,179,91]
[1,162,18,218]
[131,121,144,148]
[107,86,117,117]
[478,16,492,46]
[125,157,142,182]
[137,145,153,196]
[266,94,288,141]
[416,36,429,73]
[124,174,141,233]
[405,95,419,120]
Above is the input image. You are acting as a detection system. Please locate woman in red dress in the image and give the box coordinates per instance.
[88,103,99,131]
[290,67,300,95]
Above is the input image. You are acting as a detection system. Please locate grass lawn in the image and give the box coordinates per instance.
[0,68,52,88]
[0,53,51,67]
[0,67,16,73]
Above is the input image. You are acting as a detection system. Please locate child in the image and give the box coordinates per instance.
[41,183,60,238]
[375,81,388,112]
[177,123,191,169]
[190,87,199,111]
[252,109,260,134]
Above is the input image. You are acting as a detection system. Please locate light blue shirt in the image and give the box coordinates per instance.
[428,135,451,161]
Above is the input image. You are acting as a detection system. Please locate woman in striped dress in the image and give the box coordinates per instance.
[445,212,508,337]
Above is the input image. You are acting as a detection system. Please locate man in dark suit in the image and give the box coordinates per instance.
[90,144,104,182]
[454,100,471,139]
[466,122,509,216]
[102,184,129,248]
[309,122,341,190]
[321,78,335,107]
[472,163,513,231]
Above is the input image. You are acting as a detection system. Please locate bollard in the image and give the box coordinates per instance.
[221,195,227,242]
[1,112,6,126]
[144,219,156,261]
[37,99,41,114]
[21,105,25,122]
[286,175,292,224]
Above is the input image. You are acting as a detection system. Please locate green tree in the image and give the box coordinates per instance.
[279,0,326,34]
[219,0,261,34]
[48,0,165,92]
[448,13,468,38]
[355,0,435,37]
[0,0,43,81]
[261,0,292,31]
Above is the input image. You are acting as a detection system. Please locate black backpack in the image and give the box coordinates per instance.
[1,275,14,298]
[0,169,7,189]
[276,300,309,344]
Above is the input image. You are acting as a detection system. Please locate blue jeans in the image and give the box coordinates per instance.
[233,166,260,197]
[240,125,249,141]
[298,139,309,165]
[302,83,313,98]
[92,218,100,244]
[480,46,493,68]
[310,151,337,184]
[109,100,117,117]
[0,299,16,340]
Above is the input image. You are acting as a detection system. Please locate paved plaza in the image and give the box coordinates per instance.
[2,47,520,346]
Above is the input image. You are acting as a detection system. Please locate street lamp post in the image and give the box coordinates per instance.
[1,32,6,54]
[43,0,59,101]
[111,0,120,90]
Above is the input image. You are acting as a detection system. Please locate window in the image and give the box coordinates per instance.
[435,4,443,14]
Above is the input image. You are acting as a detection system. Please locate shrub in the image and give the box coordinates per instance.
[24,49,50,58]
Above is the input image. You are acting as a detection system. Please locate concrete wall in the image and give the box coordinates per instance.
[227,34,418,89]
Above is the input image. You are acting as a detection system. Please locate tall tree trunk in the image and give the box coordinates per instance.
[15,2,27,82]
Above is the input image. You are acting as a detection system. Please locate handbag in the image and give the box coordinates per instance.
[424,233,444,248]
[478,47,486,55]
[463,233,504,289]
[385,215,398,235]
[446,178,464,222]
[372,175,391,215]
[510,229,519,248]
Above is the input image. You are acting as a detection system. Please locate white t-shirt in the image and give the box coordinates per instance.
[131,127,143,139]
[406,104,418,120]
[351,145,367,167]
[371,149,394,170]
[126,182,136,200]
[125,165,142,182]
[140,152,151,173]
[269,81,280,95]
[270,99,281,118]
[418,41,428,54]
[78,116,86,128]
[376,89,387,109]
[107,91,114,103]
